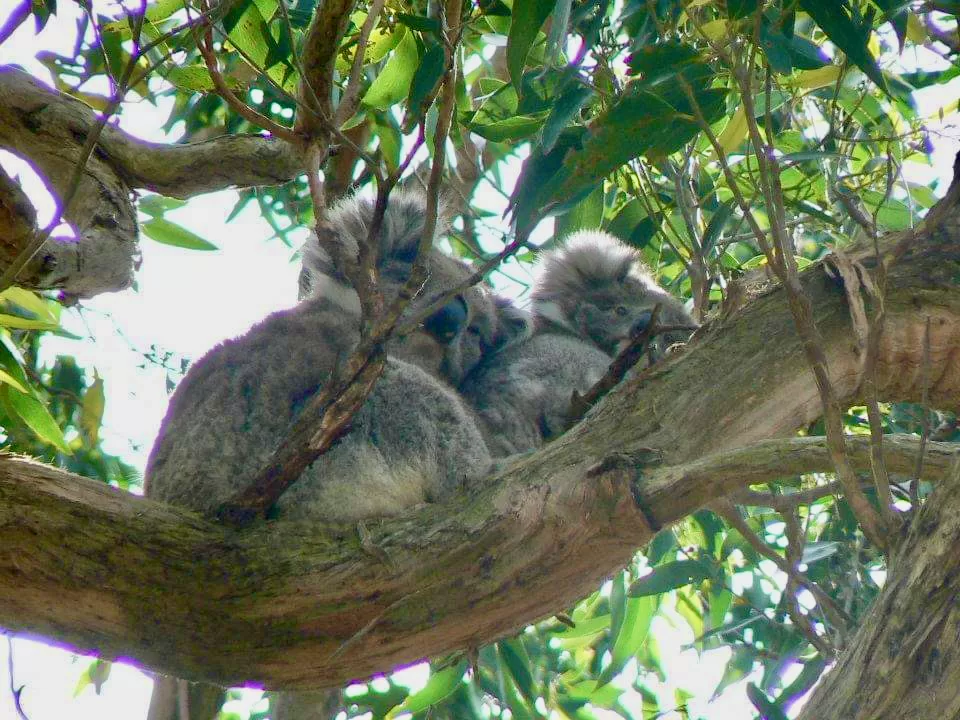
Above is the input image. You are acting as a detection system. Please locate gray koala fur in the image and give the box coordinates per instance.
[461,229,695,457]
[145,189,526,523]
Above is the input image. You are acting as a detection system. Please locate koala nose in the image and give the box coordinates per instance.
[423,295,468,344]
[631,309,654,336]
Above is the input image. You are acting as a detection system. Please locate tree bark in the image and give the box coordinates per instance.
[798,456,960,719]
[0,67,305,295]
[1,183,959,688]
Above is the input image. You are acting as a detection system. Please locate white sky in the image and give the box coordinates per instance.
[0,2,958,720]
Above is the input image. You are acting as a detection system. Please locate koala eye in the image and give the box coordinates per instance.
[614,305,629,317]
[422,295,468,344]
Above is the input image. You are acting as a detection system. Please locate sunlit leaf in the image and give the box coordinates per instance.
[81,374,105,446]
[141,218,219,250]
[2,385,72,454]
[507,0,556,86]
[385,662,466,718]
[362,28,418,110]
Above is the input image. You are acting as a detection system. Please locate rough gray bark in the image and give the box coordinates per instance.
[0,67,305,296]
[798,456,960,719]
[0,184,959,688]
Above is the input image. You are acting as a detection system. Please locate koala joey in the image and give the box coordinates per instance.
[461,229,696,457]
[144,189,527,524]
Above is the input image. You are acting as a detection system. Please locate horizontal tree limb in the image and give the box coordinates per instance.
[0,89,958,691]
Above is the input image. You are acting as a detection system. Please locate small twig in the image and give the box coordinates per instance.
[7,637,29,720]
[567,305,663,427]
[913,316,933,507]
[781,507,834,655]
[732,482,844,511]
[714,500,850,638]
[334,0,388,127]
[396,227,531,336]
[193,4,300,144]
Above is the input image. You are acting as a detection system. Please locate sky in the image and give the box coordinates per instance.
[0,2,959,720]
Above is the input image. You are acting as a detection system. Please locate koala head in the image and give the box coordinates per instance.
[531,230,694,358]
[300,188,530,386]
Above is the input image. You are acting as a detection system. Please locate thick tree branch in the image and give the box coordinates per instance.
[798,456,960,719]
[2,183,960,689]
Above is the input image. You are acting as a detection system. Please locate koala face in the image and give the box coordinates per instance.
[532,230,694,360]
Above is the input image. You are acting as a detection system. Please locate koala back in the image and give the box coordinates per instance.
[145,295,491,522]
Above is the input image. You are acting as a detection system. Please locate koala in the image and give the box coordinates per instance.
[460,229,696,457]
[145,190,530,720]
[144,189,526,524]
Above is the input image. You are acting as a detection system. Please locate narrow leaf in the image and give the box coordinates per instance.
[385,662,465,718]
[629,560,711,597]
[3,386,72,454]
[141,218,218,251]
[506,0,556,86]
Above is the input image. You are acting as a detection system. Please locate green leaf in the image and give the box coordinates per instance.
[542,84,727,215]
[0,314,59,331]
[406,42,447,124]
[141,218,218,250]
[746,683,789,720]
[138,195,187,217]
[468,113,547,141]
[498,639,535,700]
[162,66,220,92]
[798,0,887,92]
[555,185,604,237]
[598,595,656,686]
[2,386,72,454]
[223,0,295,92]
[81,374,105,446]
[701,199,734,256]
[788,34,830,69]
[726,0,759,19]
[0,288,59,323]
[385,662,466,718]
[629,560,712,597]
[362,28,418,110]
[507,0,556,86]
[0,368,28,394]
[396,12,441,35]
[540,82,593,153]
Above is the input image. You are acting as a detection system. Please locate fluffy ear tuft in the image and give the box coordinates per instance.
[299,188,452,299]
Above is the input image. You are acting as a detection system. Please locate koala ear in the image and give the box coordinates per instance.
[494,297,533,348]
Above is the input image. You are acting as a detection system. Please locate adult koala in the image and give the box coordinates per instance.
[144,189,529,720]
[461,229,696,457]
[146,187,527,524]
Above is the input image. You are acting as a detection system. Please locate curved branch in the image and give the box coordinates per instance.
[0,68,305,199]
[1,165,959,689]
[0,67,305,295]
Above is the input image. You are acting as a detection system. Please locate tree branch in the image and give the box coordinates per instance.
[2,182,960,688]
